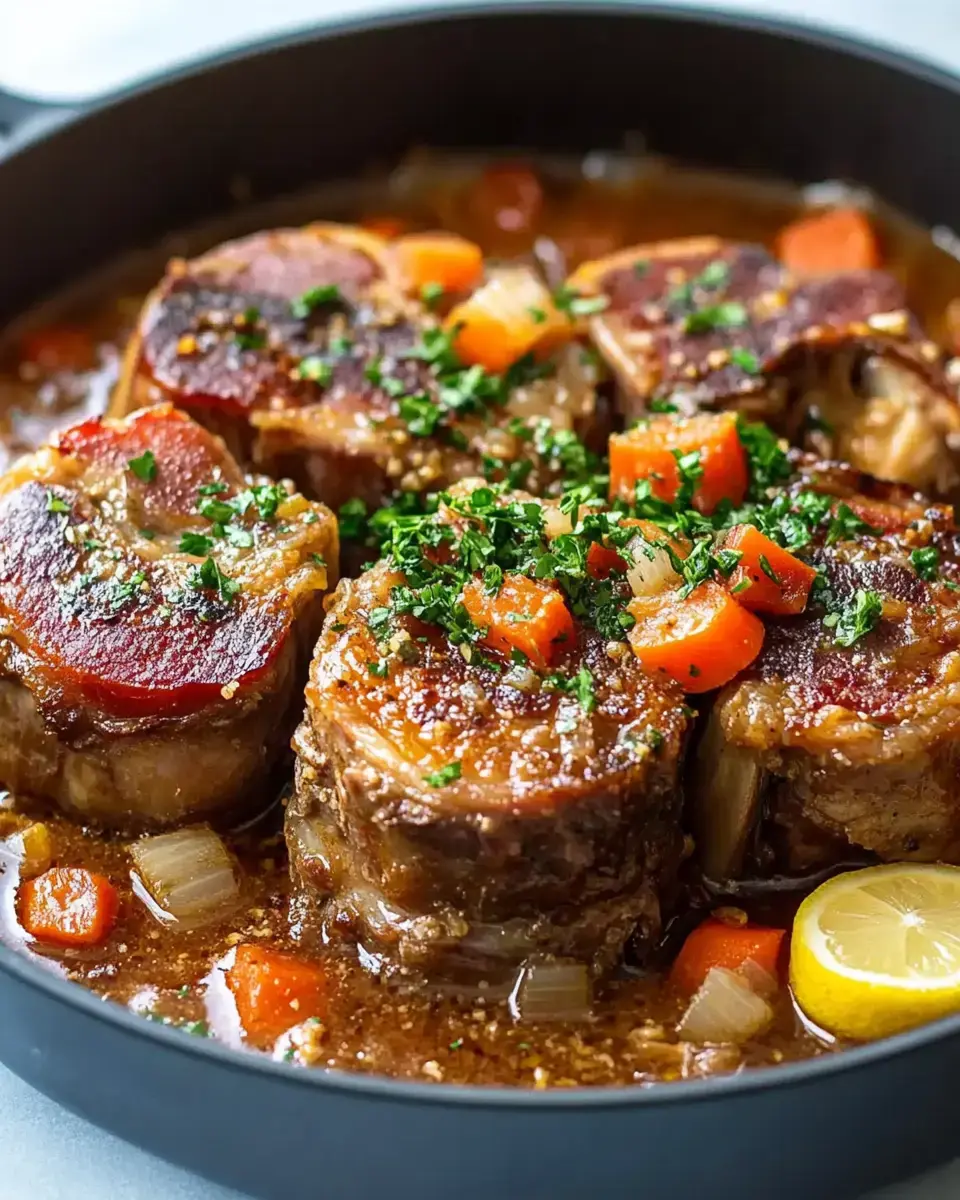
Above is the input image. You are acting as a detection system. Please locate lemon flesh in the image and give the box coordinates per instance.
[790,863,960,1041]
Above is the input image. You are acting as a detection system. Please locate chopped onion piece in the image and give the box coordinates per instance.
[509,960,591,1022]
[131,825,240,928]
[677,966,773,1044]
[6,822,53,879]
[626,536,681,597]
[542,505,573,540]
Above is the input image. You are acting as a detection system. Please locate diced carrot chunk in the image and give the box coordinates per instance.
[467,163,544,235]
[777,207,880,274]
[587,541,627,579]
[227,944,329,1043]
[628,580,764,693]
[446,268,570,373]
[671,918,786,995]
[609,412,748,515]
[19,327,95,373]
[19,867,119,947]
[723,524,818,615]
[392,232,484,295]
[462,573,575,668]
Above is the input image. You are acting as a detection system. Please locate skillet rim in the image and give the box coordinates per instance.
[3,0,960,1110]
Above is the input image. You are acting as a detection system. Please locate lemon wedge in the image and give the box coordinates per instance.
[790,863,960,1041]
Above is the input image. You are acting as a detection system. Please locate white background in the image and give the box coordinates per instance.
[3,1,960,1197]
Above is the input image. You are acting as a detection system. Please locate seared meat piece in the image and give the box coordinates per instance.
[287,486,690,978]
[0,403,336,829]
[114,225,606,511]
[691,457,960,879]
[569,237,960,495]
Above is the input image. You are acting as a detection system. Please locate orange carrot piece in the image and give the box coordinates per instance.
[468,162,544,234]
[393,232,484,295]
[777,207,880,274]
[227,944,329,1043]
[19,867,119,947]
[671,919,786,995]
[446,271,570,373]
[609,412,748,514]
[723,524,818,616]
[360,215,410,239]
[628,580,764,693]
[19,327,95,373]
[462,573,575,668]
[587,541,628,580]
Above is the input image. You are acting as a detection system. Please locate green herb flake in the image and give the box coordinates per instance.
[127,450,157,483]
[45,490,70,514]
[189,557,240,603]
[730,347,761,375]
[297,356,333,385]
[424,760,462,787]
[910,545,940,582]
[552,285,610,320]
[291,284,343,319]
[831,588,883,647]
[420,282,445,308]
[758,554,781,586]
[179,531,213,556]
[682,302,748,335]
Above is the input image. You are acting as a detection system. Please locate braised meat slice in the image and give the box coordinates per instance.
[114,225,606,511]
[691,457,960,879]
[288,484,690,978]
[569,237,960,495]
[0,403,336,829]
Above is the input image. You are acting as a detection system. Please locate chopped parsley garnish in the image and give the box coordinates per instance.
[367,658,389,678]
[644,726,664,751]
[730,347,761,375]
[45,490,70,514]
[291,284,343,319]
[338,498,369,541]
[423,761,462,787]
[825,588,883,647]
[682,301,748,335]
[234,330,264,352]
[528,306,547,324]
[179,532,213,556]
[399,394,442,437]
[825,504,880,546]
[758,554,781,585]
[297,356,333,384]
[544,665,596,713]
[420,282,445,308]
[910,545,940,581]
[633,260,650,278]
[188,557,240,602]
[127,450,157,482]
[551,285,610,319]
[107,570,146,611]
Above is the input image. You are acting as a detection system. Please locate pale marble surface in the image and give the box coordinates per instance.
[3,1,960,1196]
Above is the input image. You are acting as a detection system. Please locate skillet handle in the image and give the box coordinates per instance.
[0,86,77,155]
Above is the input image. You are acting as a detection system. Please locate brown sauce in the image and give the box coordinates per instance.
[1,155,953,1088]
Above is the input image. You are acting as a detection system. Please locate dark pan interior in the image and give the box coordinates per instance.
[2,3,960,322]
[3,6,960,1199]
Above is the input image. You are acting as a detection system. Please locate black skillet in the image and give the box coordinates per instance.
[1,6,959,1198]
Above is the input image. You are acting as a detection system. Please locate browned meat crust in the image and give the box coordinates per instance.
[0,403,337,828]
[288,506,691,978]
[113,225,606,512]
[691,456,960,878]
[570,238,960,495]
